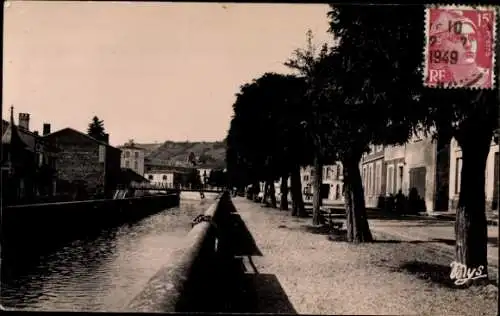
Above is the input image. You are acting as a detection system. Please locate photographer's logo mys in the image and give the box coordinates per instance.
[450,261,487,285]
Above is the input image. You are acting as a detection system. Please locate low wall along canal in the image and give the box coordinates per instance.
[1,194,180,261]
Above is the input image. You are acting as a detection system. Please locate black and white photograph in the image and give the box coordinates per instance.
[1,1,499,315]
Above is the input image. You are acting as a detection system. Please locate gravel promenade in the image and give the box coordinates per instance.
[368,218,498,274]
[231,197,498,315]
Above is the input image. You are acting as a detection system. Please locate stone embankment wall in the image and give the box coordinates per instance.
[1,194,180,258]
[127,191,239,313]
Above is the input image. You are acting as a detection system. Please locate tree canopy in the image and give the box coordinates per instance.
[225,4,499,275]
[87,116,106,142]
[226,72,311,184]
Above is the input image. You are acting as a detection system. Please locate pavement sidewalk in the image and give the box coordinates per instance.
[368,218,498,272]
[230,197,498,315]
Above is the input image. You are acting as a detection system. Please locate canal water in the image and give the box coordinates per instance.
[1,193,218,311]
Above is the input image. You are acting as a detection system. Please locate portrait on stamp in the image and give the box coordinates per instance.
[424,6,496,89]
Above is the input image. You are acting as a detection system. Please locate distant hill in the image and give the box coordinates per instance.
[134,142,163,156]
[140,140,227,169]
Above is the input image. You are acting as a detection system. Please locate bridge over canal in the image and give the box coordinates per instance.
[128,182,225,194]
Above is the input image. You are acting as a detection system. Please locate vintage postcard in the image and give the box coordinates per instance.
[1,2,498,315]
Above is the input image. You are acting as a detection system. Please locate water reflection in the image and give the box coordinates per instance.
[1,198,210,311]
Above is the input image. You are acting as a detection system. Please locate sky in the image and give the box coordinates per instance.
[3,1,333,147]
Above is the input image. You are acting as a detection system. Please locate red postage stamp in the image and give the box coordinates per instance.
[424,5,497,89]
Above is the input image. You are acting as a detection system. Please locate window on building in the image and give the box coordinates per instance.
[367,165,372,196]
[387,165,394,195]
[336,164,341,180]
[99,145,106,163]
[397,165,404,192]
[125,151,130,158]
[125,160,129,168]
[375,162,382,196]
[369,164,375,195]
[455,157,462,194]
[148,175,153,180]
[135,151,139,158]
[134,161,138,170]
[361,166,368,195]
[493,152,499,210]
[365,167,369,193]
[163,175,167,180]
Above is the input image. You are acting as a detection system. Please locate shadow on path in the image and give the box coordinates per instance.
[397,261,498,289]
[216,256,297,314]
[224,213,263,257]
[209,209,296,313]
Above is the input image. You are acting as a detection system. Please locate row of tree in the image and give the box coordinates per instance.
[226,5,498,283]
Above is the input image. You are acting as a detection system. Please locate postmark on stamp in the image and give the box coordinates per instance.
[424,5,497,89]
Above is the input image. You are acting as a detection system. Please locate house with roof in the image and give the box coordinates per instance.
[118,139,146,176]
[144,165,197,189]
[1,107,59,205]
[43,127,121,199]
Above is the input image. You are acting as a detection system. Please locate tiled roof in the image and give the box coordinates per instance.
[1,119,30,151]
[43,127,119,150]
[120,168,149,183]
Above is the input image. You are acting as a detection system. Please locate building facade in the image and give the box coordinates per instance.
[119,140,145,176]
[298,164,345,202]
[383,144,406,197]
[375,132,450,213]
[300,166,313,199]
[2,109,58,205]
[403,132,450,213]
[144,170,175,188]
[144,165,194,188]
[355,131,497,215]
[198,168,212,185]
[361,145,385,208]
[43,128,122,199]
[449,137,499,212]
[322,163,344,202]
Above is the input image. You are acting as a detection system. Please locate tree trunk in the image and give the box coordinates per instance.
[342,154,373,243]
[252,181,260,202]
[454,133,491,283]
[269,179,277,208]
[280,174,289,211]
[261,181,269,206]
[312,155,323,226]
[290,165,306,216]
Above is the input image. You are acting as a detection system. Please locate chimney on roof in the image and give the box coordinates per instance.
[18,113,30,131]
[103,133,109,144]
[43,123,51,136]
